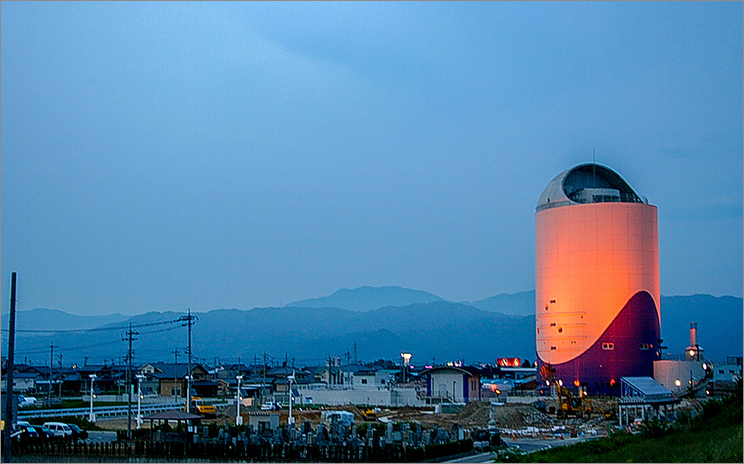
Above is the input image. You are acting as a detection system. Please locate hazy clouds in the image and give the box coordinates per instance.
[2,2,741,315]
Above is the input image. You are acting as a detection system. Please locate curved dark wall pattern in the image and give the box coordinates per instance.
[538,291,660,395]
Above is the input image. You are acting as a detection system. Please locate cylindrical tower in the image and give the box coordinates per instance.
[535,164,660,395]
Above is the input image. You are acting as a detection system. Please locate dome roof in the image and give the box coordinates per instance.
[536,163,646,212]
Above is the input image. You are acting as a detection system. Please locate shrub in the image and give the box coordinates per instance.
[641,417,670,438]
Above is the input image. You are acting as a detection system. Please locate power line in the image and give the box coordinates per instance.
[2,318,182,334]
[11,324,184,356]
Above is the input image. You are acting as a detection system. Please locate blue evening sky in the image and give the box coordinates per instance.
[2,1,742,316]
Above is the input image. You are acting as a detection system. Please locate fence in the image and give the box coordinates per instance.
[18,403,185,420]
[12,438,474,462]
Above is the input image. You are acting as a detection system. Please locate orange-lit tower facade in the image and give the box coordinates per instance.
[535,164,660,395]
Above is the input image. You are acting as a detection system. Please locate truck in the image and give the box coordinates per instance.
[361,408,378,421]
[186,397,216,417]
[17,395,38,408]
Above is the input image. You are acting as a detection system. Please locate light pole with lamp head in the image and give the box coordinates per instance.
[135,374,145,429]
[88,374,97,422]
[236,375,243,426]
[288,370,296,427]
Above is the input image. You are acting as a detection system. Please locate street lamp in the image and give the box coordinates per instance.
[401,353,412,383]
[288,370,296,427]
[88,374,97,423]
[236,375,243,426]
[135,374,145,429]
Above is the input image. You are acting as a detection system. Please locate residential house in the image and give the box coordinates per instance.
[138,362,212,398]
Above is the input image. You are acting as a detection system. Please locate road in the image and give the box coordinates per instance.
[446,451,496,463]
[444,435,600,462]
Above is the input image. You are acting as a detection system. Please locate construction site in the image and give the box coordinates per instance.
[95,392,707,441]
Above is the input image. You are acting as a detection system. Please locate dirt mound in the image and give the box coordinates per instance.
[455,401,490,423]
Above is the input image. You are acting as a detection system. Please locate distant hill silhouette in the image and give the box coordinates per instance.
[466,291,535,315]
[287,286,444,312]
[5,288,741,366]
[3,308,128,332]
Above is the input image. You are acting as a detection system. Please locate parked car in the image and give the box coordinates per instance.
[28,424,54,441]
[43,422,73,439]
[260,401,282,411]
[17,395,38,408]
[11,424,39,442]
[67,424,88,441]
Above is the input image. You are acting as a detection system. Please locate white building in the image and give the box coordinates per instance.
[422,366,482,403]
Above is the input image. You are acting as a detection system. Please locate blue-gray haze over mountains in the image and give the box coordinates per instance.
[6,287,741,367]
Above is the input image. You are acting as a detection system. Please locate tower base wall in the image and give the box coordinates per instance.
[537,291,660,396]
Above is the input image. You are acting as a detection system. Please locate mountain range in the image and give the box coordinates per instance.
[4,287,741,367]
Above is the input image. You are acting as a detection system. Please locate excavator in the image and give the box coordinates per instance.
[555,387,617,420]
[556,386,592,419]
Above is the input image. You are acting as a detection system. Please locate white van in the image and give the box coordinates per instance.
[43,422,72,438]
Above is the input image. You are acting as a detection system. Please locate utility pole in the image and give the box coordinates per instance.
[187,309,192,414]
[3,272,18,463]
[48,342,58,405]
[173,349,179,401]
[57,353,63,401]
[123,323,139,440]
[262,352,267,404]
[353,342,358,363]
[178,309,197,414]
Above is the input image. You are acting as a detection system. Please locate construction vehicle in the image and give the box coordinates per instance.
[594,403,616,421]
[186,397,216,417]
[361,408,377,421]
[556,386,591,419]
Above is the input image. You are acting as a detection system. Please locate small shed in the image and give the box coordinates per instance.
[248,412,280,437]
[142,410,202,442]
[618,377,680,427]
[421,366,483,403]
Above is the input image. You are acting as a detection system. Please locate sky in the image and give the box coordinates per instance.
[2,2,742,317]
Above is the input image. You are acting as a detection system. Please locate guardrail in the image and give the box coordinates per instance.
[19,401,231,420]
[19,403,184,420]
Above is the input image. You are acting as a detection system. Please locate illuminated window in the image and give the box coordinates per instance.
[602,343,614,350]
